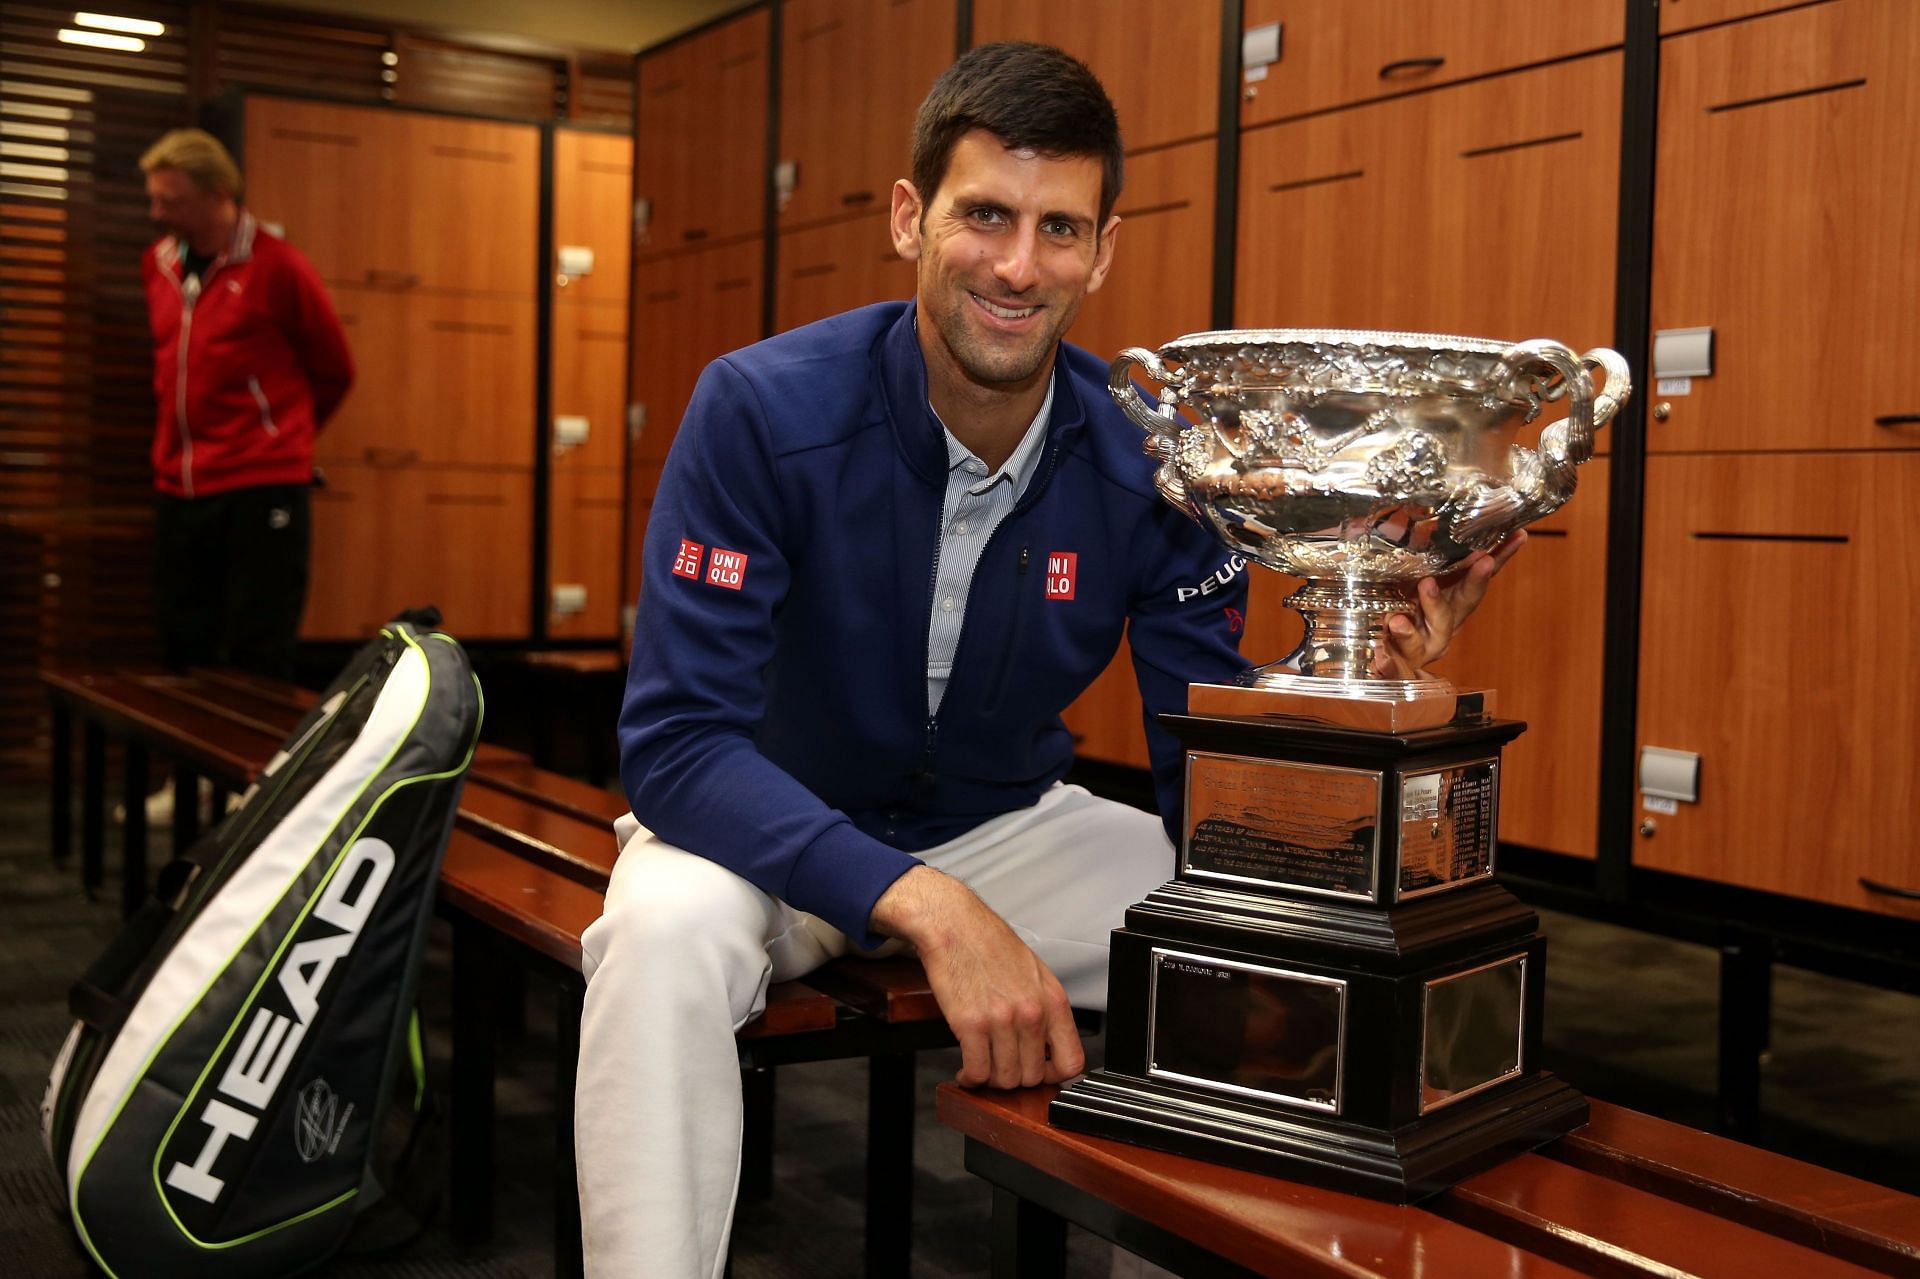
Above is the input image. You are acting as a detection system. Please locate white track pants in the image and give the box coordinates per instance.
[575,783,1176,1279]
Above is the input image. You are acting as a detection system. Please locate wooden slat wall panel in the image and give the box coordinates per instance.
[0,0,190,775]
[393,35,561,120]
[212,8,390,103]
[571,58,635,128]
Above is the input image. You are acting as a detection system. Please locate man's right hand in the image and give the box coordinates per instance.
[869,865,1085,1089]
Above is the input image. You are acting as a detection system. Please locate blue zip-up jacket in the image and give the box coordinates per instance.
[619,302,1250,946]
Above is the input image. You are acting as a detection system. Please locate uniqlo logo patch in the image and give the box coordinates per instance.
[1044,551,1077,601]
[706,547,748,590]
[671,538,704,580]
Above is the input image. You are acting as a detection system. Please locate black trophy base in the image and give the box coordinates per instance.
[1050,1067,1587,1204]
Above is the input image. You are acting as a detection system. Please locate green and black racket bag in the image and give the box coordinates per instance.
[42,618,481,1277]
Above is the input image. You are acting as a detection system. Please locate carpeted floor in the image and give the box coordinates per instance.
[2,782,1914,1277]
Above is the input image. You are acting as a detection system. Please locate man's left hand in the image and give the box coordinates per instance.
[1371,530,1527,678]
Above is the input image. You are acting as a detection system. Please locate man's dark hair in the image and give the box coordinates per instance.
[910,42,1124,229]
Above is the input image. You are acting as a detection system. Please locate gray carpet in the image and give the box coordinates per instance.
[1,783,1914,1277]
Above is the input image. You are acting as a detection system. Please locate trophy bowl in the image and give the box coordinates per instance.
[1110,329,1630,689]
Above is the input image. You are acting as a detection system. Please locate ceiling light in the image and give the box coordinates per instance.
[58,28,145,51]
[73,12,165,36]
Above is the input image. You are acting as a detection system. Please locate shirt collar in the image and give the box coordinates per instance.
[933,373,1054,499]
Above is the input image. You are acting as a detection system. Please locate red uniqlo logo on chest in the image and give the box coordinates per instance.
[1045,552,1077,601]
[706,547,749,590]
[671,539,704,580]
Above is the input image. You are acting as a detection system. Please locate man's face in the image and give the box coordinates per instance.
[145,167,224,244]
[891,129,1118,393]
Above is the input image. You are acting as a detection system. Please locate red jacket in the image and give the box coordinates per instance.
[143,212,354,498]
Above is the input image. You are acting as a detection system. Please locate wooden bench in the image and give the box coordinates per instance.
[40,663,958,1279]
[939,1083,1920,1278]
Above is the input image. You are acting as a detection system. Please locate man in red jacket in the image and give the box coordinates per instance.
[140,128,353,678]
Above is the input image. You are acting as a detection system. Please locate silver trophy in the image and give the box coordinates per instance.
[1050,329,1631,1200]
[1110,329,1629,699]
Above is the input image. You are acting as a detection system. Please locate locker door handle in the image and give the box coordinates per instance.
[1380,56,1444,79]
[840,190,874,208]
[1860,876,1920,901]
[1874,414,1920,428]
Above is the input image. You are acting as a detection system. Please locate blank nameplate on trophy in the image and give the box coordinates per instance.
[1420,954,1526,1113]
[1183,752,1380,899]
[1147,950,1346,1111]
[1396,758,1499,900]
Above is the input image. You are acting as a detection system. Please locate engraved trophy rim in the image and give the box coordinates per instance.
[1155,327,1522,359]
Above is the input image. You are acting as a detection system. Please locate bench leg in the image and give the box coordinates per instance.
[555,979,584,1279]
[82,721,105,895]
[122,741,148,919]
[51,700,72,863]
[171,762,201,853]
[740,1066,776,1200]
[1717,928,1772,1140]
[450,919,497,1249]
[865,1052,915,1279]
[991,1185,1066,1279]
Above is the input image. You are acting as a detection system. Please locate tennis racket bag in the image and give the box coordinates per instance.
[42,617,481,1277]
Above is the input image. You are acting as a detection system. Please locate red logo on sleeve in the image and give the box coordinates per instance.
[706,547,749,590]
[1044,551,1077,601]
[671,539,704,580]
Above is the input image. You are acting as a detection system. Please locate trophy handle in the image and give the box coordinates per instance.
[1502,340,1631,467]
[1109,346,1201,517]
[1450,342,1632,543]
[1109,347,1182,446]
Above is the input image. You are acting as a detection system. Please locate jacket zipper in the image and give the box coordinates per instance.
[247,376,279,435]
[173,270,199,497]
[167,237,240,497]
[922,434,1066,765]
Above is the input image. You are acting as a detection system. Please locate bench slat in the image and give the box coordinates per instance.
[1548,1101,1920,1273]
[740,981,840,1039]
[440,833,604,972]
[937,1083,1591,1279]
[1440,1150,1884,1279]
[801,955,943,1025]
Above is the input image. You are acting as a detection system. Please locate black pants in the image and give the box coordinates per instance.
[153,484,311,680]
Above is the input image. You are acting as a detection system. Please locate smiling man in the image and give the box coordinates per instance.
[578,43,1512,1278]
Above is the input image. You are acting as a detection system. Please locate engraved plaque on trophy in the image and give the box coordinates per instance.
[1051,329,1630,1201]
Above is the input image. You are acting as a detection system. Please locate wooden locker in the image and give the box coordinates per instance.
[550,302,630,473]
[1659,0,1816,35]
[776,0,956,228]
[244,99,404,289]
[636,10,771,257]
[325,290,537,468]
[1238,0,1623,126]
[306,465,533,640]
[1441,463,1610,860]
[1237,51,1621,353]
[1634,452,1919,917]
[552,127,635,311]
[774,213,914,332]
[1649,0,1920,454]
[970,0,1221,154]
[401,112,540,294]
[547,467,626,639]
[628,239,767,471]
[304,463,391,641]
